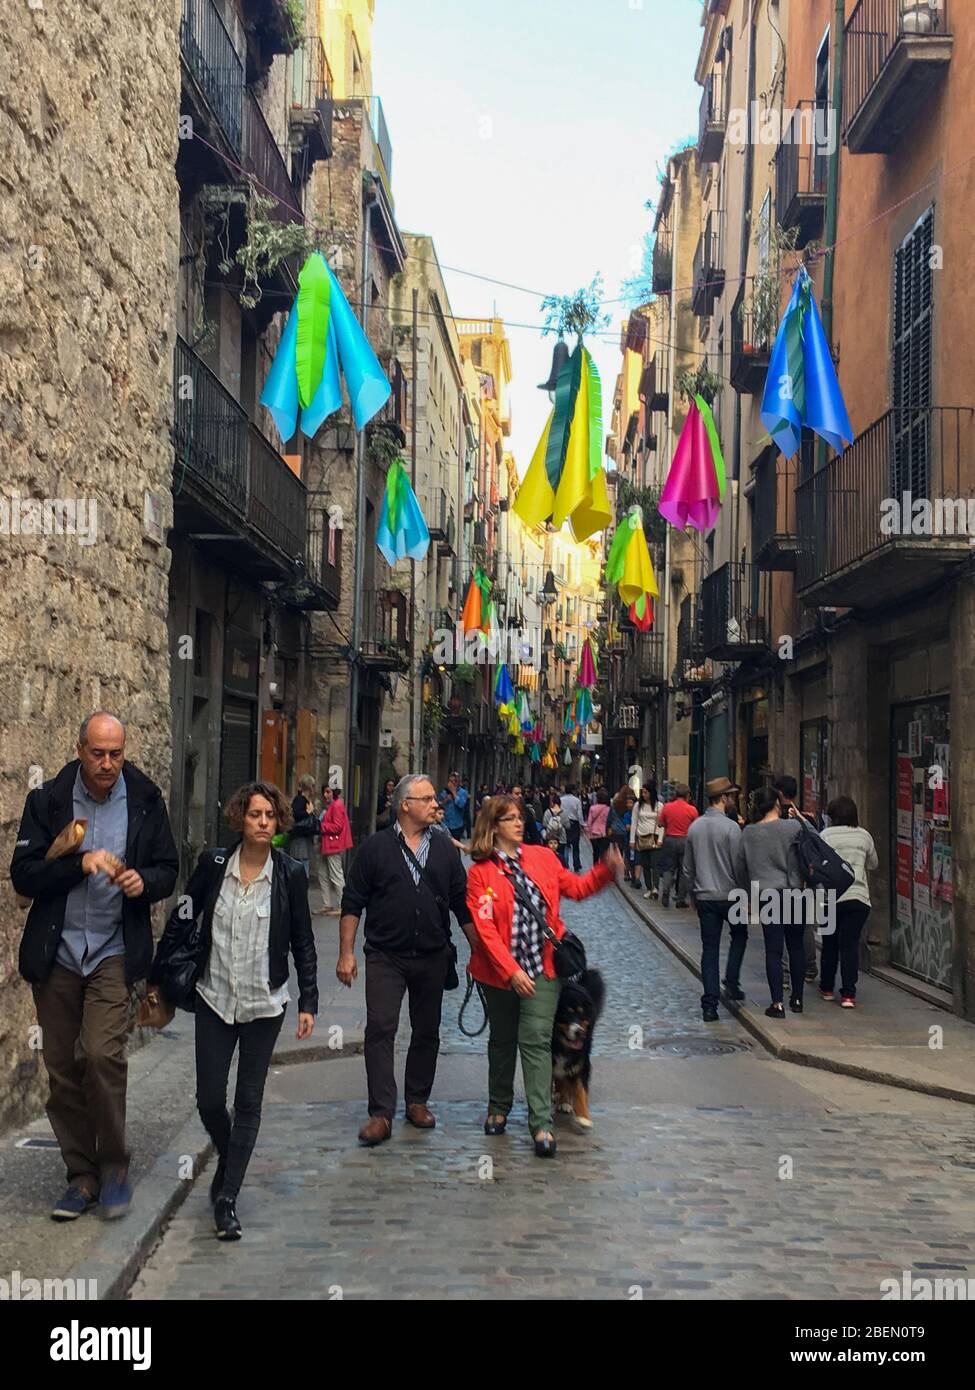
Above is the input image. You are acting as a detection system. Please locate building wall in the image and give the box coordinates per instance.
[0,1,180,1128]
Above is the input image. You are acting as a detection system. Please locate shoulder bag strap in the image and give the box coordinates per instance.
[398,838,452,944]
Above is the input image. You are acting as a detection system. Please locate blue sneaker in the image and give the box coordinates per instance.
[51,1184,98,1222]
[99,1170,132,1220]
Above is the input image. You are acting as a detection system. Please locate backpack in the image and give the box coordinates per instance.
[795,822,856,896]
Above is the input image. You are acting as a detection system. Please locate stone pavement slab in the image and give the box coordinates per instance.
[623,889,975,1103]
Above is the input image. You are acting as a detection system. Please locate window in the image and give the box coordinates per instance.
[892,207,934,497]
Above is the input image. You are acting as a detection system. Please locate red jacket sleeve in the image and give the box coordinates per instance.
[466,862,519,982]
[558,860,613,900]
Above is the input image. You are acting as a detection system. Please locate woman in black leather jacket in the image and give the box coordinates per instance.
[150,781,318,1241]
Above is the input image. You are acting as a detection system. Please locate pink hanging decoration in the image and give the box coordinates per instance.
[578,636,596,689]
[658,399,722,533]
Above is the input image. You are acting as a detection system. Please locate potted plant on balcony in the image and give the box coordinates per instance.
[452,661,477,687]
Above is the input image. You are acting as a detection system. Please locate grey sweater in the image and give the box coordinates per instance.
[740,817,803,890]
[683,807,746,900]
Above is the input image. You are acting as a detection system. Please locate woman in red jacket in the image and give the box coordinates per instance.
[316,787,352,917]
[466,795,621,1157]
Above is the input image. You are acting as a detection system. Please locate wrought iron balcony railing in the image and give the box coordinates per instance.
[796,405,974,607]
[361,589,411,669]
[701,563,769,661]
[843,0,953,154]
[173,335,249,514]
[730,282,771,396]
[652,227,673,294]
[247,425,306,562]
[692,210,725,318]
[752,448,798,572]
[180,0,245,156]
[243,88,302,225]
[775,100,829,246]
[698,66,727,163]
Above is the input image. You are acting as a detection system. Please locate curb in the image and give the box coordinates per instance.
[618,886,975,1108]
[270,1037,364,1067]
[67,1112,213,1302]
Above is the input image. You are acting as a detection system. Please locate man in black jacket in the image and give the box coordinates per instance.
[10,713,178,1222]
[337,773,477,1145]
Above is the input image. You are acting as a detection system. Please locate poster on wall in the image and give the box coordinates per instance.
[896,755,913,810]
[907,720,922,757]
[932,840,954,905]
[913,822,930,885]
[895,840,913,899]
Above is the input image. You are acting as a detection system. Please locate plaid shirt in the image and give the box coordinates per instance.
[496,849,547,978]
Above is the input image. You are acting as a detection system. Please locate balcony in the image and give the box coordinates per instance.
[796,406,975,609]
[368,95,394,198]
[637,632,666,687]
[180,0,245,157]
[674,594,713,686]
[290,34,334,164]
[240,0,301,71]
[652,228,673,294]
[692,211,725,318]
[243,89,302,227]
[638,357,669,414]
[775,101,829,246]
[752,447,798,572]
[361,589,411,671]
[844,0,953,155]
[172,337,308,582]
[701,563,769,661]
[301,508,342,610]
[698,66,727,164]
[730,283,771,396]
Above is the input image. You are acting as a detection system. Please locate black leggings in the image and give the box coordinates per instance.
[195,997,285,1200]
[762,923,807,1006]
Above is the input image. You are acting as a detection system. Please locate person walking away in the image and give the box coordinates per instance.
[542,797,569,866]
[337,775,477,1145]
[11,713,178,1223]
[632,782,665,899]
[466,796,622,1156]
[289,776,319,879]
[658,784,699,908]
[819,797,878,1008]
[584,787,611,866]
[608,788,635,884]
[510,784,543,845]
[740,785,806,1019]
[683,778,747,1021]
[774,774,819,983]
[317,786,352,917]
[559,784,584,872]
[150,782,316,1240]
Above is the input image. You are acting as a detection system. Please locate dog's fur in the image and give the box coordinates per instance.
[551,969,605,1129]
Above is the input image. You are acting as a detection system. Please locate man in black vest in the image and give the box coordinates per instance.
[337,774,477,1145]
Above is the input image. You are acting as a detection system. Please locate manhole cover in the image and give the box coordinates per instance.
[648,1038,749,1058]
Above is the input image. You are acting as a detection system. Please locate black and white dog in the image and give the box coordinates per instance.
[551,969,605,1130]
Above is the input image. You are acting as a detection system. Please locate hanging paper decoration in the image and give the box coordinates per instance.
[563,746,572,767]
[461,568,492,636]
[514,736,525,755]
[530,742,541,764]
[376,458,430,565]
[546,735,558,758]
[761,267,853,459]
[575,687,594,727]
[518,691,533,733]
[628,592,654,632]
[563,706,575,734]
[605,507,660,606]
[578,636,597,689]
[513,343,612,541]
[507,709,520,737]
[494,663,515,706]
[658,394,725,533]
[533,720,543,745]
[260,252,391,440]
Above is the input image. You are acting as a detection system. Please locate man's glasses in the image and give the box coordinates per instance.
[405,795,437,803]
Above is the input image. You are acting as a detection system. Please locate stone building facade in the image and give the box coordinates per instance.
[0,1,181,1129]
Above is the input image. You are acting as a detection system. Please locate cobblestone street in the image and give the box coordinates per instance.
[131,882,975,1301]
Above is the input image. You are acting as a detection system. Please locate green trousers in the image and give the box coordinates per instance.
[482,976,561,1135]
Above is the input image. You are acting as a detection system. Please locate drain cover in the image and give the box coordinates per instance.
[648,1038,749,1058]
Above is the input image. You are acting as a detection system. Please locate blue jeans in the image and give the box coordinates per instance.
[697,900,748,1010]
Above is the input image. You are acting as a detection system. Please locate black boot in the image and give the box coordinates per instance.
[214,1196,242,1240]
[209,1157,227,1207]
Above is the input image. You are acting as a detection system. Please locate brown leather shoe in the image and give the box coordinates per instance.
[405,1103,436,1129]
[358,1116,392,1146]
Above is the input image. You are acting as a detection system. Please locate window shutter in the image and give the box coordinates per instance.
[892,208,934,498]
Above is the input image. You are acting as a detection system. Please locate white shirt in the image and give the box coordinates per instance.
[559,793,582,825]
[196,847,289,1024]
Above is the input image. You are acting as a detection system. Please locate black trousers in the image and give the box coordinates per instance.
[566,821,582,872]
[820,900,870,998]
[364,948,447,1119]
[762,923,807,1005]
[195,997,285,1201]
[590,836,609,864]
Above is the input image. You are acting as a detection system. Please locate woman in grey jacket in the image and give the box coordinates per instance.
[740,785,805,1019]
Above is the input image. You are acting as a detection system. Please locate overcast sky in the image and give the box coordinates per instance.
[372,0,702,475]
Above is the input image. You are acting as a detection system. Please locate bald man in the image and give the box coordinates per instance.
[11,712,178,1222]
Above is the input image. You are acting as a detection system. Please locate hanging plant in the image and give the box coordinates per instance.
[422,696,445,746]
[541,275,611,339]
[738,215,818,348]
[202,187,316,310]
[616,479,668,547]
[452,662,477,686]
[675,358,723,406]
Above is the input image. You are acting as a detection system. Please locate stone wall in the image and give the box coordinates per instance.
[0,1,180,1129]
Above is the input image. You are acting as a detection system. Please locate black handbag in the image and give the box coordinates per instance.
[153,910,209,1010]
[509,872,587,982]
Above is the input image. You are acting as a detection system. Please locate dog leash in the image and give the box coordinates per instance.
[458,973,489,1037]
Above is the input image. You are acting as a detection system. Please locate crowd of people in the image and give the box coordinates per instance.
[10,712,875,1244]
